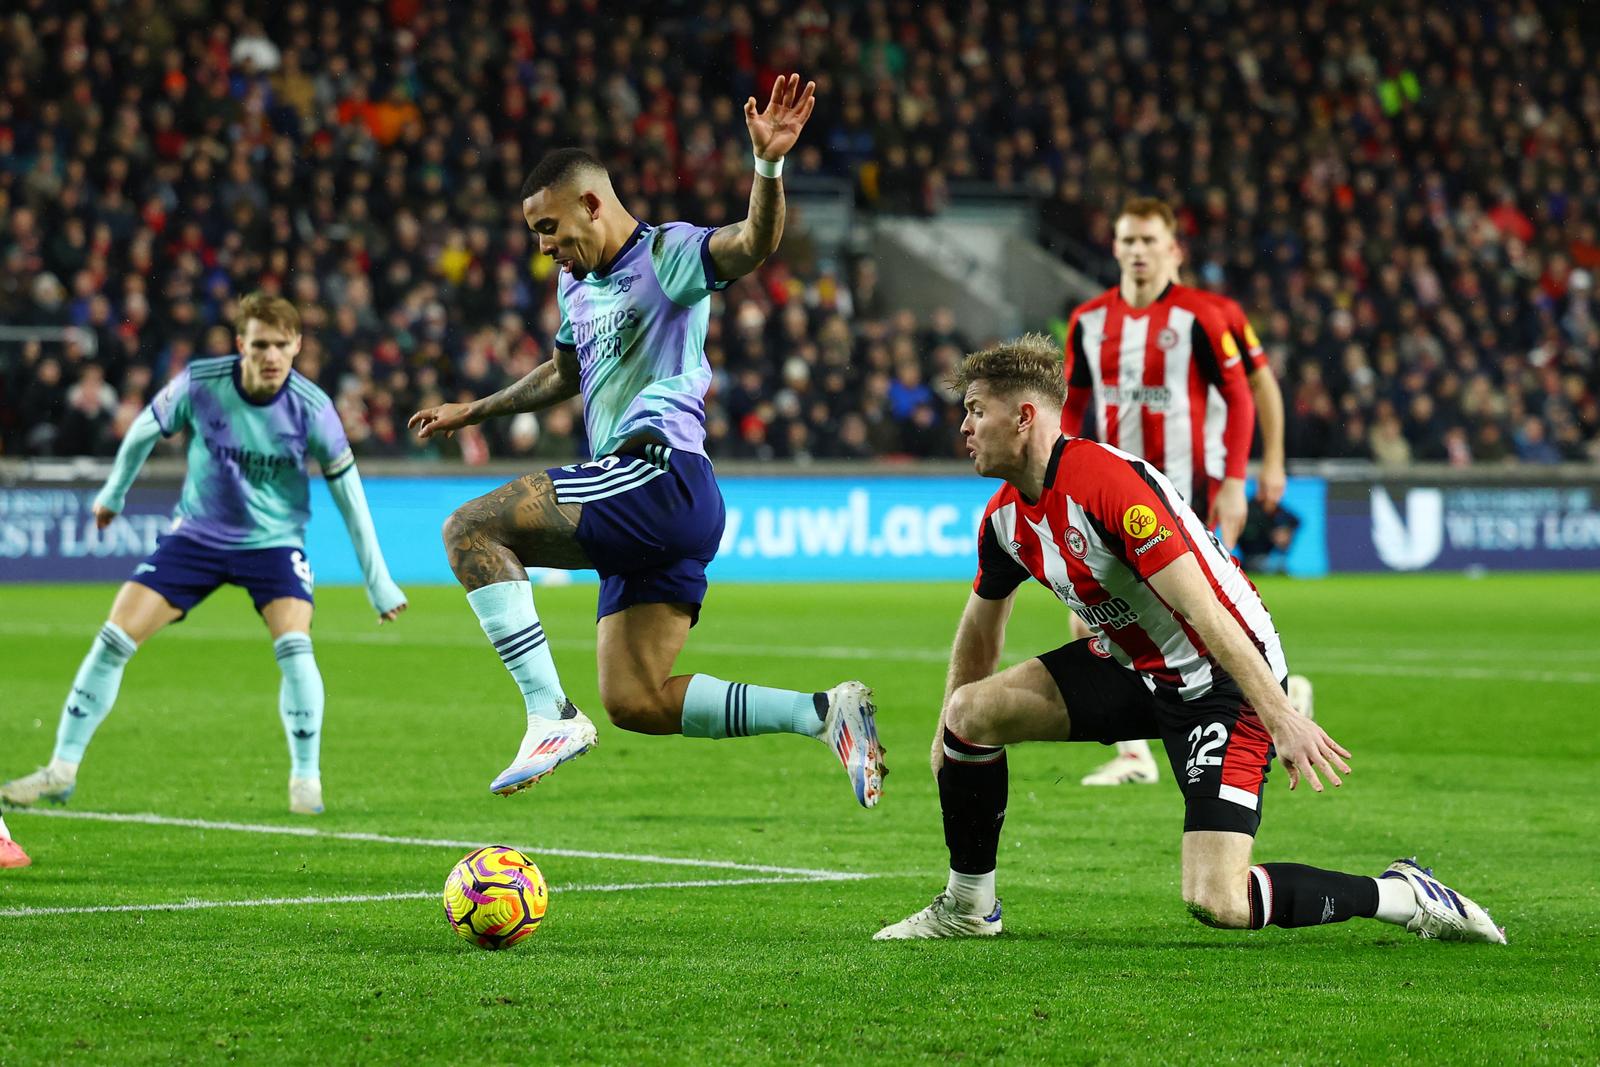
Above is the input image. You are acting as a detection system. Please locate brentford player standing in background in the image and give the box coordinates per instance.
[1064,198,1308,787]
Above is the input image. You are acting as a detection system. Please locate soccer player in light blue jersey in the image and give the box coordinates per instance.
[1,294,406,818]
[409,74,886,807]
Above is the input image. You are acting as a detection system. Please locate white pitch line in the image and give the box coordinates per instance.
[14,808,873,880]
[0,876,856,919]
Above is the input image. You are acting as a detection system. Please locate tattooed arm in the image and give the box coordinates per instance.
[408,347,581,439]
[707,176,785,283]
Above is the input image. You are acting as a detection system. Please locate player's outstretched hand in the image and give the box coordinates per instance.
[93,505,117,530]
[1271,713,1351,794]
[745,72,816,162]
[408,402,476,440]
[378,601,407,625]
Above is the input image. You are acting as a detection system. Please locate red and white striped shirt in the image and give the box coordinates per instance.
[1063,284,1254,513]
[974,437,1287,701]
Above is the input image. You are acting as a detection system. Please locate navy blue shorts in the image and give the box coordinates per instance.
[130,533,316,616]
[547,443,725,624]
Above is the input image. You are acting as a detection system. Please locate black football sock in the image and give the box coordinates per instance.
[938,728,1007,875]
[1247,863,1380,929]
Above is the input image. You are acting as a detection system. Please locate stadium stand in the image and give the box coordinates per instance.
[1,0,1596,465]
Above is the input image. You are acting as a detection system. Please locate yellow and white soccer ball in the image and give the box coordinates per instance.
[442,845,549,950]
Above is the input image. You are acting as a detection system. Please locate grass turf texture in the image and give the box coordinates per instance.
[1,575,1595,1065]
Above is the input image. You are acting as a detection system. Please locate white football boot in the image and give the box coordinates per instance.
[1288,675,1315,721]
[1081,750,1159,786]
[1380,858,1506,944]
[821,681,885,809]
[874,892,1003,940]
[289,776,324,815]
[0,764,77,807]
[490,700,598,796]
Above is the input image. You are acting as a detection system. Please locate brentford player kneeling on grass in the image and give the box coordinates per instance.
[874,335,1504,945]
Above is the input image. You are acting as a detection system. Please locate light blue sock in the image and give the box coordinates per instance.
[681,675,826,739]
[53,622,138,764]
[275,632,324,779]
[465,581,567,720]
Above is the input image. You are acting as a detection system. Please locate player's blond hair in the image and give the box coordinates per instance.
[1117,196,1178,234]
[234,292,301,336]
[949,333,1065,406]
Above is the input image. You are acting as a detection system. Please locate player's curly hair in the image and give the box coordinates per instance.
[948,333,1066,406]
[234,292,300,336]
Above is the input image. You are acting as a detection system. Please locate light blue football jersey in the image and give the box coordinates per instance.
[149,356,353,549]
[556,221,730,457]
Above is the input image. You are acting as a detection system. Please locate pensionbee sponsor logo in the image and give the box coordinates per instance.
[1074,596,1140,630]
[1123,505,1159,539]
[1134,524,1173,557]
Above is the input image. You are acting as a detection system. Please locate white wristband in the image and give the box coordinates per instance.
[754,154,784,179]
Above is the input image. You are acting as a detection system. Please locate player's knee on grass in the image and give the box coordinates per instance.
[1182,883,1251,929]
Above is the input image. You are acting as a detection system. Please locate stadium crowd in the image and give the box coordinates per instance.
[1,0,1597,466]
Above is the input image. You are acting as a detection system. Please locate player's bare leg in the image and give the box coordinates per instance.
[443,472,589,590]
[595,602,695,736]
[1,582,179,808]
[442,472,596,795]
[260,597,325,815]
[1180,831,1255,928]
[1071,613,1159,786]
[612,603,886,808]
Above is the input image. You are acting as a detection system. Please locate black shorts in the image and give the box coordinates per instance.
[1037,639,1276,836]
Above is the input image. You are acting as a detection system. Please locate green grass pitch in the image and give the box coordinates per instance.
[1,575,1596,1064]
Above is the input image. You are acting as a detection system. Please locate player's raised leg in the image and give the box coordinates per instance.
[0,813,30,869]
[1,581,180,807]
[260,596,324,815]
[596,602,885,808]
[441,471,596,795]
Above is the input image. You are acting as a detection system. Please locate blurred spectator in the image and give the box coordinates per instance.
[0,0,1595,469]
